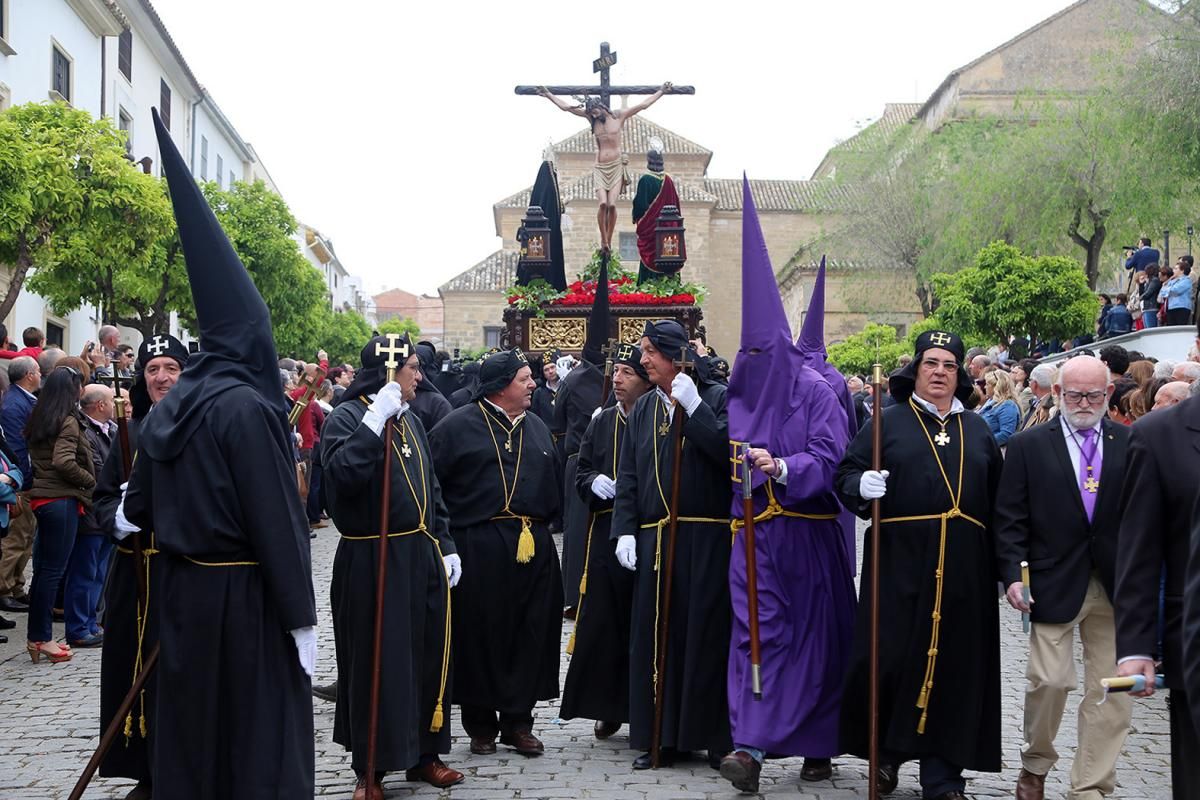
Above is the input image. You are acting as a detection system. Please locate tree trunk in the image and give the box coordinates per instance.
[1085,225,1107,291]
[0,247,34,326]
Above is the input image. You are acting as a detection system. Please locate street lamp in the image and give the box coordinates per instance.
[1163,229,1171,269]
[1188,225,1194,256]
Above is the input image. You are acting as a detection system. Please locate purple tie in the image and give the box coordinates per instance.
[1078,427,1100,521]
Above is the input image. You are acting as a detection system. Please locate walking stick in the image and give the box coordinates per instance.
[68,644,160,800]
[651,347,692,769]
[868,363,885,800]
[365,334,408,790]
[598,339,618,411]
[740,444,763,700]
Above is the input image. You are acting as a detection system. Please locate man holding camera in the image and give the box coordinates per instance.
[1124,237,1161,272]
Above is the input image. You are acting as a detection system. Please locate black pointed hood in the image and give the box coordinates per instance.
[582,258,611,368]
[140,108,289,460]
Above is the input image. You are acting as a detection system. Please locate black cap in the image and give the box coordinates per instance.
[474,348,530,401]
[614,341,649,382]
[888,329,973,403]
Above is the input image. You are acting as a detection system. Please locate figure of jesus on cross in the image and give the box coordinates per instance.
[520,43,692,256]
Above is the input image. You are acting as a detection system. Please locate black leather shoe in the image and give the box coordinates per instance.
[469,736,497,755]
[800,757,833,782]
[0,614,14,629]
[123,783,152,800]
[594,720,621,739]
[312,681,337,702]
[930,792,966,800]
[633,748,677,769]
[708,751,724,770]
[0,633,7,644]
[878,762,900,794]
[0,596,28,612]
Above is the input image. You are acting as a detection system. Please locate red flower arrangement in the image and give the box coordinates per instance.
[507,275,703,311]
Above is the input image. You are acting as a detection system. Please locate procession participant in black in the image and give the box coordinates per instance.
[556,262,612,613]
[427,348,563,756]
[560,342,652,739]
[836,330,1003,800]
[93,333,188,800]
[117,109,317,799]
[610,320,733,770]
[322,333,463,795]
[409,341,452,432]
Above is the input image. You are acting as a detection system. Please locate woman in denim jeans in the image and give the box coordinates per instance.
[24,367,93,663]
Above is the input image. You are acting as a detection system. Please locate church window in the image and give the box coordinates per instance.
[618,232,638,263]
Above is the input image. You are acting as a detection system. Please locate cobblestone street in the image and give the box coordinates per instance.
[0,522,1174,799]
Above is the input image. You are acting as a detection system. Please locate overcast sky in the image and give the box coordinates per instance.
[150,0,1083,296]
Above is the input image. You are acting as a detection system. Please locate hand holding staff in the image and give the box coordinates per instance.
[740,444,763,700]
[1020,561,1032,634]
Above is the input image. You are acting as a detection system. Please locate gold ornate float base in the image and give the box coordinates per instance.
[503,304,704,358]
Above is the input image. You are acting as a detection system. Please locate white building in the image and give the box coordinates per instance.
[296,222,376,324]
[0,0,368,355]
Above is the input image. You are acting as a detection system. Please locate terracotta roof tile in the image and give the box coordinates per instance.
[496,172,717,210]
[703,178,855,212]
[440,250,519,293]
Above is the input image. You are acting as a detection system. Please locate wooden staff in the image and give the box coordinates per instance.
[651,346,692,769]
[598,338,618,410]
[287,363,328,427]
[68,644,160,800]
[365,334,408,790]
[740,443,762,700]
[103,375,145,607]
[868,363,885,800]
[1020,561,1032,634]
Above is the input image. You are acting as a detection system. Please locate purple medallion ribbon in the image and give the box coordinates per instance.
[1078,427,1100,521]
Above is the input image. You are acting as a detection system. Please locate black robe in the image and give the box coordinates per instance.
[561,406,635,723]
[94,418,157,783]
[554,363,603,608]
[123,386,317,799]
[409,385,452,433]
[835,402,1003,771]
[611,385,733,754]
[428,402,563,714]
[321,399,455,773]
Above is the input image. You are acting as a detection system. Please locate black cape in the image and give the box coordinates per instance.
[611,385,733,754]
[321,398,455,772]
[835,401,1003,771]
[561,406,635,723]
[553,364,603,607]
[94,418,156,783]
[409,386,452,433]
[123,388,317,797]
[428,402,563,713]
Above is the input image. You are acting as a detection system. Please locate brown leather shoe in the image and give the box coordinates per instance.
[1016,768,1045,800]
[594,720,621,739]
[351,776,383,800]
[719,751,761,793]
[406,760,465,788]
[499,730,544,756]
[469,736,497,755]
[800,757,833,782]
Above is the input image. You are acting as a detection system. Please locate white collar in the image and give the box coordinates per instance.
[911,392,964,421]
[84,414,111,431]
[1061,415,1102,438]
[483,397,524,424]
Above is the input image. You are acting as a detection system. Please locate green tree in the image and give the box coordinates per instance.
[826,322,910,375]
[933,241,1095,351]
[0,102,175,326]
[377,317,421,339]
[197,180,328,357]
[317,309,373,366]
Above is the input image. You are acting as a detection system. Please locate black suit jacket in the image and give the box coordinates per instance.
[1115,395,1200,690]
[1184,497,1200,724]
[995,416,1127,624]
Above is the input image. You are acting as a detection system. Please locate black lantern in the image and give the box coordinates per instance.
[518,205,552,270]
[654,204,687,275]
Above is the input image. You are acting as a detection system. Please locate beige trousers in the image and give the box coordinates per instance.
[0,493,35,596]
[1022,575,1132,799]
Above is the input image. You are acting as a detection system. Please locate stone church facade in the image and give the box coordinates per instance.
[440,0,1167,359]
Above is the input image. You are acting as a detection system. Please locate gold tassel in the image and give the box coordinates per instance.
[123,712,133,741]
[578,573,587,597]
[516,519,535,563]
[566,627,576,655]
[917,709,928,735]
[139,712,147,738]
[917,685,929,709]
[430,701,444,733]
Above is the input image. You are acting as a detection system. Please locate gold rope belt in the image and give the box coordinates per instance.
[115,533,160,742]
[339,526,453,733]
[566,508,613,656]
[730,482,838,542]
[183,556,260,567]
[489,513,544,564]
[880,508,985,734]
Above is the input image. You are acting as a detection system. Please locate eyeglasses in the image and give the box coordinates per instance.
[1062,390,1106,405]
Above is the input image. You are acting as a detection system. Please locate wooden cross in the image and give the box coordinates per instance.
[515,42,695,110]
[375,333,409,382]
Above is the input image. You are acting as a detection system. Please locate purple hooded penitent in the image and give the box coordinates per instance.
[725,176,855,756]
[797,255,860,572]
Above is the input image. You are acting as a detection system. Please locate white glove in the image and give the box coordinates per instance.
[556,356,574,377]
[363,382,405,436]
[859,470,890,500]
[615,535,637,571]
[670,372,702,416]
[591,474,616,500]
[290,626,317,679]
[591,406,603,420]
[443,553,462,588]
[114,481,140,541]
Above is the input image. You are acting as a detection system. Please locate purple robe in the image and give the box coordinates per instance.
[728,375,855,754]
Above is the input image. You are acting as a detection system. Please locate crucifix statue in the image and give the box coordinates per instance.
[516,43,694,256]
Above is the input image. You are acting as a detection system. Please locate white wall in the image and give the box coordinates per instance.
[0,0,105,112]
[192,101,248,189]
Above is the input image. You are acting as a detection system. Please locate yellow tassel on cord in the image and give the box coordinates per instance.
[578,574,587,596]
[139,713,147,738]
[917,710,928,735]
[516,519,535,563]
[123,713,133,741]
[566,628,576,655]
[430,702,444,733]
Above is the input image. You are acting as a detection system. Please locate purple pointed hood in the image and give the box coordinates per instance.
[728,176,812,488]
[797,256,858,440]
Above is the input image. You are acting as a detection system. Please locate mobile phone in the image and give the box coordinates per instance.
[86,342,95,353]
